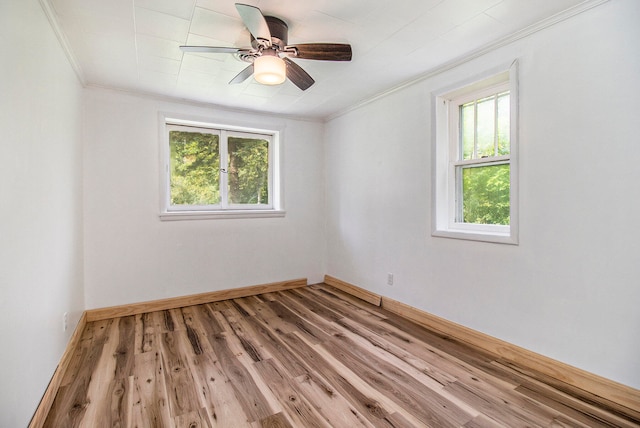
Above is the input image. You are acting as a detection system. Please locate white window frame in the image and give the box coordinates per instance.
[159,113,284,221]
[432,61,519,244]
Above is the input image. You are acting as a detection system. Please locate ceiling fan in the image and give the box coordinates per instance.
[180,3,352,91]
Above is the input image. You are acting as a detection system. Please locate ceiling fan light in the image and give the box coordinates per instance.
[254,55,286,85]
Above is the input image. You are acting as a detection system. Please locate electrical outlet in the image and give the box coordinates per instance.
[63,312,68,332]
[387,273,394,286]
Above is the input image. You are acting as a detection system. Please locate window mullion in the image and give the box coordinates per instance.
[220,130,229,208]
[473,100,478,160]
[493,94,499,156]
[453,155,510,167]
[455,164,463,223]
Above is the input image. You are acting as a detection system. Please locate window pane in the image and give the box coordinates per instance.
[461,163,510,225]
[497,92,510,155]
[460,103,475,160]
[227,137,269,205]
[169,131,220,206]
[476,96,495,158]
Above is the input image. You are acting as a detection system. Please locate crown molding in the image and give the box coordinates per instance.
[325,0,610,122]
[39,0,86,86]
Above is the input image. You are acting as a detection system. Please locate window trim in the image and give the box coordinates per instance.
[432,61,519,244]
[159,113,285,221]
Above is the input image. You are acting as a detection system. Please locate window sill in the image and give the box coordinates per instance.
[160,209,286,221]
[432,228,518,245]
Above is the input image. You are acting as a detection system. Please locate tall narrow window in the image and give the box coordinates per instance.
[160,118,282,220]
[433,63,518,244]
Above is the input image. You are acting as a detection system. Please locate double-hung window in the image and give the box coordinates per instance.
[160,116,283,220]
[433,63,518,243]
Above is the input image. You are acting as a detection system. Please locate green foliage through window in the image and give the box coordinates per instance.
[461,164,510,225]
[228,137,269,204]
[169,131,220,206]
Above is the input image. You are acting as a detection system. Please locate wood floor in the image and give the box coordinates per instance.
[44,284,640,427]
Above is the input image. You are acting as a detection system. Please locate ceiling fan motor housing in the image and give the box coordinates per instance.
[251,16,288,51]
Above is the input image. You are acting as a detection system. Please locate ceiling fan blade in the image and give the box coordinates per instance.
[229,64,254,84]
[283,57,314,91]
[287,43,352,61]
[180,46,246,54]
[235,3,271,46]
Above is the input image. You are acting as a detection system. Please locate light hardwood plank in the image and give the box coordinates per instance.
[174,408,212,428]
[285,331,422,427]
[131,349,174,428]
[254,358,330,428]
[204,315,277,422]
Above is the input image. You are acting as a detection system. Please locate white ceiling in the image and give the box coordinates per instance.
[47,0,589,119]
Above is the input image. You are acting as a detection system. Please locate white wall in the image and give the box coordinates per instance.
[83,88,326,308]
[325,0,640,389]
[0,1,84,425]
